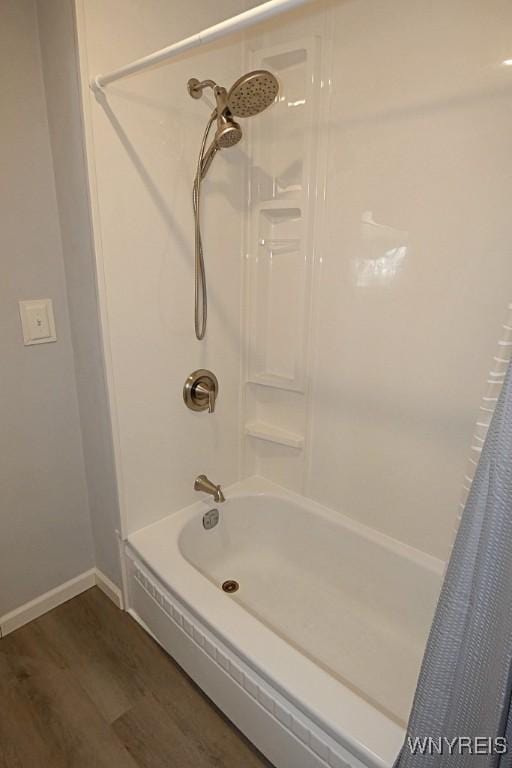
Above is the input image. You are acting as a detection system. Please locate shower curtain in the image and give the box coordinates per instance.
[396,359,512,768]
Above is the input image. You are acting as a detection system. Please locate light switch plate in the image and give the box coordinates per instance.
[19,299,57,346]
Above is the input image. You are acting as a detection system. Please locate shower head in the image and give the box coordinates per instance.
[227,70,279,118]
[199,112,242,180]
[209,85,243,148]
[198,88,242,180]
[215,111,242,148]
[188,70,279,119]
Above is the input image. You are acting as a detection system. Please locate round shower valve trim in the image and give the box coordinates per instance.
[183,369,219,413]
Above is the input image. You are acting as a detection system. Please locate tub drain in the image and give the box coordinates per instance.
[222,580,239,593]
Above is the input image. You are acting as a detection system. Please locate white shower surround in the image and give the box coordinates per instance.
[126,476,443,768]
[76,0,512,562]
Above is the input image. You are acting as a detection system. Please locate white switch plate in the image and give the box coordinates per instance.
[19,299,57,346]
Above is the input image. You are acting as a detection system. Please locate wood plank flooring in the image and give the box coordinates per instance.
[0,587,273,768]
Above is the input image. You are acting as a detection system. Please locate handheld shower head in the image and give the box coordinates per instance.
[227,70,279,118]
[198,85,241,180]
[209,86,242,148]
[199,110,242,180]
[215,111,242,148]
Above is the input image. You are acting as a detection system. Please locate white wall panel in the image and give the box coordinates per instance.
[76,0,252,535]
[308,0,512,558]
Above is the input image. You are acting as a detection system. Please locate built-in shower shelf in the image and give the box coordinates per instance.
[258,238,300,249]
[245,421,304,449]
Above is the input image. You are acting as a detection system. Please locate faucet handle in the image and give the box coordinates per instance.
[193,381,216,413]
[208,386,216,414]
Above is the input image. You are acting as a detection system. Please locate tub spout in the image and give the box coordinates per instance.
[194,474,225,503]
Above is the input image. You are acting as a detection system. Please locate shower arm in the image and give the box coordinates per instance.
[189,81,230,119]
[188,79,217,99]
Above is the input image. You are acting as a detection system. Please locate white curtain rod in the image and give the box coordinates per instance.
[91,0,314,92]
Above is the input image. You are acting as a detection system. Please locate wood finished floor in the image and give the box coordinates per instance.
[0,587,273,768]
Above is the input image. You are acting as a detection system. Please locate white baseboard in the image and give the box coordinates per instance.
[95,568,124,609]
[0,567,123,638]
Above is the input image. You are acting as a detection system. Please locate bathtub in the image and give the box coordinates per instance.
[125,476,443,768]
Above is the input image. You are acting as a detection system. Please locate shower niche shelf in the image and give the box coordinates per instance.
[245,421,304,450]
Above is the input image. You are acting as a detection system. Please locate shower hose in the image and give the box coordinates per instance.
[192,112,216,340]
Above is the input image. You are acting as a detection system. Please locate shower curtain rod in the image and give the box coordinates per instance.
[91,0,314,92]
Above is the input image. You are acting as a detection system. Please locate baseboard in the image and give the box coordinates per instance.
[95,568,124,609]
[0,569,96,637]
[0,567,123,638]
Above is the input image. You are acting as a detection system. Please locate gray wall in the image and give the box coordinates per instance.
[36,0,122,587]
[0,0,95,616]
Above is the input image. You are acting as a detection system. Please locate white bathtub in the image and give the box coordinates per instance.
[126,476,443,768]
